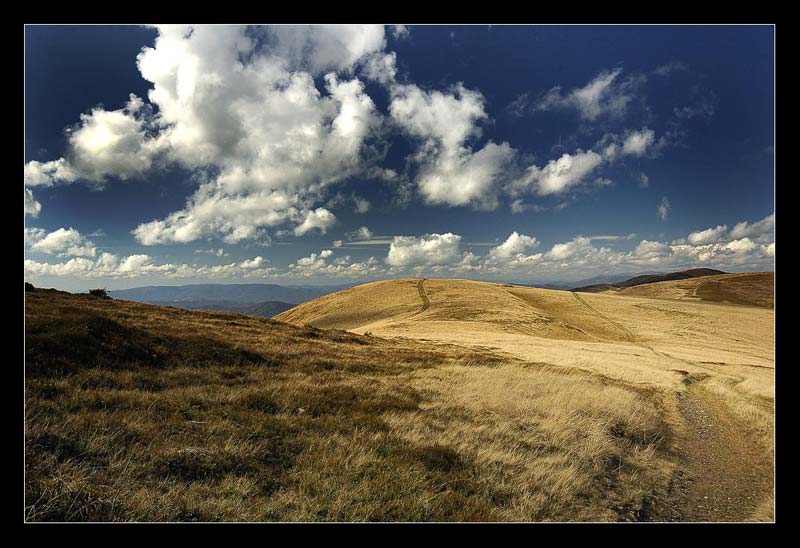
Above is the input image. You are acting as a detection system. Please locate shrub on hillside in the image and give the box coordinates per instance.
[88,288,111,299]
[25,282,35,292]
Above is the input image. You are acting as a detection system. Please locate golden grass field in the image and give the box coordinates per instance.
[25,272,774,522]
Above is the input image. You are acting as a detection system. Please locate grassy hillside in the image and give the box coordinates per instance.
[25,288,679,522]
[571,268,726,293]
[615,272,774,308]
[277,277,775,521]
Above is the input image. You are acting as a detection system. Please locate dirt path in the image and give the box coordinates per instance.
[569,292,773,521]
[412,278,430,316]
[641,380,774,522]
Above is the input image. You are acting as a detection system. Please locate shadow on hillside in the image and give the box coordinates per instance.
[25,311,271,377]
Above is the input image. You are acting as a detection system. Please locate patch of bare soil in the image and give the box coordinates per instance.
[639,380,774,522]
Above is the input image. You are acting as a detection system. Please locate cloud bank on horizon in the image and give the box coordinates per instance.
[24,25,774,288]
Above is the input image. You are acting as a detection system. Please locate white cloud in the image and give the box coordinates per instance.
[513,150,604,196]
[390,25,410,40]
[24,158,79,187]
[621,128,656,157]
[25,252,278,281]
[545,236,594,261]
[347,226,373,241]
[195,247,228,257]
[489,231,539,261]
[362,51,397,85]
[26,227,97,258]
[657,197,670,221]
[729,213,774,241]
[653,61,687,77]
[24,188,42,217]
[30,25,388,244]
[386,232,462,267]
[352,195,371,213]
[290,248,382,277]
[687,224,727,245]
[724,238,757,254]
[633,239,671,259]
[529,68,643,121]
[390,83,515,209]
[293,207,337,236]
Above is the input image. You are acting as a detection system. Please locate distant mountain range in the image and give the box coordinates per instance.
[111,283,351,304]
[571,268,726,293]
[110,283,353,317]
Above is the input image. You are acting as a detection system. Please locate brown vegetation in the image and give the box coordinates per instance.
[27,289,674,521]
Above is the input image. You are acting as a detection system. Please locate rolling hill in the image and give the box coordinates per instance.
[277,276,775,521]
[571,268,726,293]
[25,274,775,521]
[615,271,774,309]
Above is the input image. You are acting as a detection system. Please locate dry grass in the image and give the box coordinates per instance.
[26,289,675,522]
[277,277,775,521]
[616,272,774,309]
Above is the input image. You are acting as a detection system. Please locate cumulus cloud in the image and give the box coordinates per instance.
[687,224,727,245]
[290,248,383,277]
[489,231,539,261]
[29,25,390,243]
[729,213,774,241]
[293,207,337,236]
[25,227,97,257]
[386,232,462,267]
[352,195,371,213]
[346,226,373,241]
[25,252,278,281]
[390,83,515,209]
[513,150,603,196]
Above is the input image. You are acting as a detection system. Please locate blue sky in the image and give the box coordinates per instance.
[24,25,774,291]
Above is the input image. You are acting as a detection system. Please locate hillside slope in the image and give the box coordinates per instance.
[277,277,775,521]
[615,271,774,308]
[572,268,726,293]
[27,289,694,522]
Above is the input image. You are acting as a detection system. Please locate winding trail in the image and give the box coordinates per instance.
[640,382,774,522]
[412,278,430,316]
[570,291,774,521]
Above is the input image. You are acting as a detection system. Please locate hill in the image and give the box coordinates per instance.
[615,271,774,308]
[110,283,350,305]
[572,268,726,293]
[26,278,774,521]
[570,268,725,293]
[277,277,775,521]
[25,289,678,521]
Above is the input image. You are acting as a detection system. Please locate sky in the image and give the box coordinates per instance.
[24,25,775,291]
